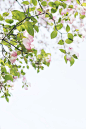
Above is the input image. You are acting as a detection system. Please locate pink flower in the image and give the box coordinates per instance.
[23,31,34,50]
[81,11,85,15]
[68,47,73,54]
[61,10,66,15]
[13,76,17,79]
[22,76,31,90]
[68,17,75,24]
[11,51,17,57]
[75,53,79,58]
[23,38,32,50]
[24,82,31,90]
[23,76,26,82]
[66,55,71,61]
[38,11,41,14]
[74,5,77,8]
[23,31,34,42]
[53,16,56,20]
[61,20,64,23]
[10,51,17,63]
[67,0,71,2]
[24,85,28,90]
[13,76,18,82]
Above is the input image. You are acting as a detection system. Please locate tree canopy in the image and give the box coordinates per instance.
[0,0,86,102]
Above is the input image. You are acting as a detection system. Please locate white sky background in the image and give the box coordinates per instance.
[0,0,86,129]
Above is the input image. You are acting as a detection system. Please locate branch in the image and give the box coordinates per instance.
[3,39,23,52]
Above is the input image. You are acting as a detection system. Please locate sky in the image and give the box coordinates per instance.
[0,41,86,129]
[0,0,86,129]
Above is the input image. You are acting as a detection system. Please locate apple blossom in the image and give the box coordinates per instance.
[22,76,31,90]
[23,31,34,42]
[9,51,17,64]
[66,54,71,61]
[46,55,51,63]
[68,47,79,57]
[7,80,14,90]
[23,30,34,50]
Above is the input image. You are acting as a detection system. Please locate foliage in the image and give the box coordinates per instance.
[0,0,86,102]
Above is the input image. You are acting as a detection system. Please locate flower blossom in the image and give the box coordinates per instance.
[46,55,51,63]
[23,30,34,50]
[7,80,14,90]
[10,51,17,63]
[22,76,31,90]
[66,47,79,61]
[66,54,71,61]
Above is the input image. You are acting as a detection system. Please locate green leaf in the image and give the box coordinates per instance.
[68,5,73,8]
[80,14,85,19]
[5,97,9,102]
[22,1,29,5]
[65,39,73,44]
[21,69,25,75]
[24,57,28,64]
[32,0,37,6]
[64,55,67,63]
[74,12,78,18]
[78,34,82,38]
[0,14,4,21]
[76,0,80,4]
[28,7,36,12]
[17,25,25,31]
[55,1,61,7]
[59,8,62,14]
[56,23,63,30]
[82,3,86,6]
[10,67,20,77]
[59,49,66,54]
[27,65,29,69]
[12,10,25,21]
[30,17,37,24]
[70,57,75,66]
[33,25,39,32]
[41,1,47,6]
[5,75,13,82]
[68,33,73,40]
[61,2,67,8]
[58,17,61,23]
[51,8,57,13]
[0,59,4,65]
[37,8,42,13]
[24,21,34,36]
[1,95,5,98]
[72,54,78,59]
[51,30,57,39]
[37,69,40,73]
[3,12,9,17]
[58,39,64,45]
[1,67,7,73]
[5,19,14,24]
[48,2,55,7]
[66,24,70,32]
